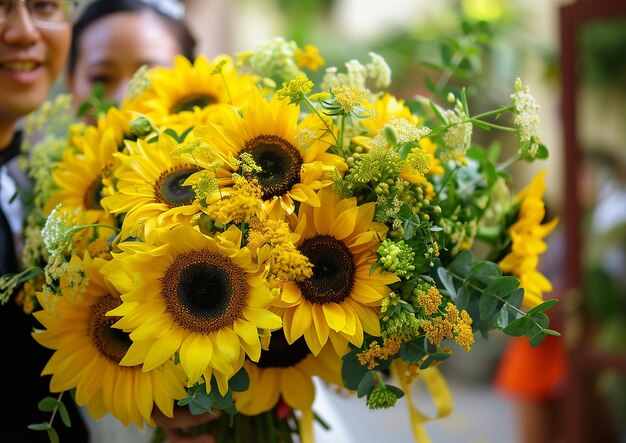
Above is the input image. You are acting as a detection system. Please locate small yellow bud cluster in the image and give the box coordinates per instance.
[204,177,263,224]
[247,218,313,288]
[356,337,402,370]
[332,87,368,114]
[417,286,442,316]
[276,75,314,100]
[421,303,474,351]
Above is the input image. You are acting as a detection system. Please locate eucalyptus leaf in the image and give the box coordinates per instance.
[525,299,559,316]
[342,349,368,390]
[37,397,59,413]
[399,340,426,364]
[529,331,547,347]
[357,372,375,398]
[436,267,456,298]
[57,401,71,428]
[47,428,60,443]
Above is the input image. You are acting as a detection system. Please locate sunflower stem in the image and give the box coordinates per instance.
[265,410,278,443]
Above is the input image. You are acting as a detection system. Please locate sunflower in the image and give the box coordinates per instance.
[122,55,259,132]
[277,188,399,356]
[45,112,122,226]
[234,329,342,415]
[101,225,282,393]
[101,132,203,240]
[499,172,559,308]
[191,89,347,218]
[32,254,187,428]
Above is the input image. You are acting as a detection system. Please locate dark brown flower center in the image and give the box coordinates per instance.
[89,294,131,364]
[256,329,310,368]
[154,165,197,207]
[172,94,217,113]
[240,135,302,200]
[297,235,356,304]
[161,250,248,333]
[84,177,104,210]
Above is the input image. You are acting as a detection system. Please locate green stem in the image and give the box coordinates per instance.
[470,105,514,121]
[435,36,477,96]
[433,165,461,199]
[496,153,520,172]
[302,97,338,144]
[219,72,233,105]
[373,371,386,388]
[338,114,347,156]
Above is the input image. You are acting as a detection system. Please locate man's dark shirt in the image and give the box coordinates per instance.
[0,131,89,442]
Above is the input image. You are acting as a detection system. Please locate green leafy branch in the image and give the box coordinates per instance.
[28,393,72,443]
[436,250,559,346]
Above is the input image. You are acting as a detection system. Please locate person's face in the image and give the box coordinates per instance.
[0,2,71,124]
[68,11,182,107]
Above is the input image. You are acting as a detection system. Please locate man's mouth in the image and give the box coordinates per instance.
[0,61,40,72]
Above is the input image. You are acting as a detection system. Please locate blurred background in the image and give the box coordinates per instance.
[76,0,625,441]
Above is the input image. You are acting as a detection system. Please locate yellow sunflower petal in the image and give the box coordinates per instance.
[180,333,214,383]
[322,302,346,332]
[280,368,315,410]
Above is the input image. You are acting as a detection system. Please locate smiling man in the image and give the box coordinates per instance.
[0,0,89,441]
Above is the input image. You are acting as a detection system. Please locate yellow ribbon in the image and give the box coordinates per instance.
[300,407,314,443]
[391,360,454,443]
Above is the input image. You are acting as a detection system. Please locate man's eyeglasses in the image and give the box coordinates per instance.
[0,0,77,29]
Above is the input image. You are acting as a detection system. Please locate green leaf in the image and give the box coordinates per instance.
[478,289,499,321]
[526,299,559,316]
[399,340,426,364]
[396,141,419,160]
[529,331,547,347]
[544,329,561,337]
[342,349,368,390]
[455,285,471,310]
[447,250,478,278]
[357,372,375,398]
[441,43,453,65]
[468,261,502,286]
[164,128,180,141]
[28,423,50,431]
[502,316,533,337]
[47,428,60,443]
[496,288,524,329]
[386,385,405,400]
[535,144,549,159]
[428,100,446,124]
[460,88,469,115]
[397,203,413,220]
[229,367,250,392]
[529,312,550,330]
[436,267,456,298]
[38,397,59,413]
[57,401,71,428]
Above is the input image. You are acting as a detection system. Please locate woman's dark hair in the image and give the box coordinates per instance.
[68,0,196,73]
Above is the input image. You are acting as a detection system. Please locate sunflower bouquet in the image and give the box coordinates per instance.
[6,36,560,443]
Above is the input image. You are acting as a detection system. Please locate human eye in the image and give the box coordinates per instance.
[30,0,61,19]
[89,74,113,86]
